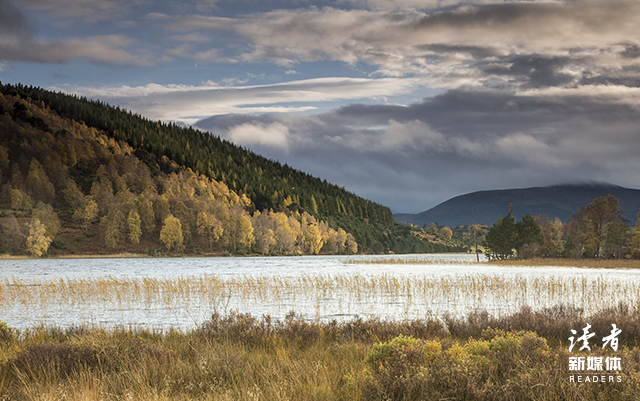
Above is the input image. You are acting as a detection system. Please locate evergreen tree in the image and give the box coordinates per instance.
[515,213,542,258]
[483,212,517,260]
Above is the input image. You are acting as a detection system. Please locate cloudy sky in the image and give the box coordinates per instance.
[2,0,640,213]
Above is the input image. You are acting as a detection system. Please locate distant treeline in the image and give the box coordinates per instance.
[483,194,640,260]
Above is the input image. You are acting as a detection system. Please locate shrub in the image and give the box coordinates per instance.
[0,320,15,343]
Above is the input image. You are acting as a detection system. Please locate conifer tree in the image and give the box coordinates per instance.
[483,212,517,260]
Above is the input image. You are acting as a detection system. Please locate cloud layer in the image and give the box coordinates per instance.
[4,0,640,213]
[53,77,420,123]
[196,86,640,212]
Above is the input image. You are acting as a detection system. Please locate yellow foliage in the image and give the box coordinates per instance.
[26,218,51,257]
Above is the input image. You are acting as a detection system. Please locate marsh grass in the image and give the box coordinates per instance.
[487,258,640,269]
[3,273,640,329]
[346,256,640,269]
[344,257,474,265]
[2,307,640,400]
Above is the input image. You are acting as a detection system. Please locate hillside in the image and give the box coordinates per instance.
[0,83,392,227]
[0,83,463,255]
[395,184,640,227]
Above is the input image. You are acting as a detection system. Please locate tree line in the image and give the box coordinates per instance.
[0,82,393,227]
[0,88,464,256]
[0,92,357,256]
[483,194,640,259]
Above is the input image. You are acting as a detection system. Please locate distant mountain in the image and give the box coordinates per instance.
[395,184,640,227]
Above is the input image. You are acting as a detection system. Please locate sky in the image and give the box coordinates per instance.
[2,0,640,213]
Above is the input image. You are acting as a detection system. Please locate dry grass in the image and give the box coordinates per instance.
[2,307,640,400]
[346,256,640,269]
[3,273,640,328]
[344,257,475,265]
[487,258,640,269]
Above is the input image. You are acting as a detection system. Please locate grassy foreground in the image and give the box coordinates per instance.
[2,305,640,400]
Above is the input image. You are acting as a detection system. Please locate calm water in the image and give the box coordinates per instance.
[2,254,640,330]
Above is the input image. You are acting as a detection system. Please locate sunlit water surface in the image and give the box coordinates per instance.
[2,254,640,330]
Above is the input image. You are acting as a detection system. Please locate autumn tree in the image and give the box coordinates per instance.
[127,210,142,244]
[160,214,183,251]
[73,196,98,231]
[173,200,193,242]
[25,159,55,202]
[33,201,61,238]
[571,195,624,258]
[137,196,156,237]
[197,211,223,250]
[26,218,52,257]
[302,223,323,254]
[154,195,171,224]
[628,210,640,259]
[0,215,24,253]
[345,233,358,254]
[62,180,84,210]
[439,226,453,240]
[0,145,8,177]
[103,208,126,249]
[10,188,34,211]
[535,214,564,258]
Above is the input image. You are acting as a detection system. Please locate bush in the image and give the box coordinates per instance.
[0,320,15,343]
[363,330,553,400]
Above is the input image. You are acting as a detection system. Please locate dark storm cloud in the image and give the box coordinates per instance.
[418,44,500,59]
[0,0,142,64]
[479,55,576,88]
[0,0,36,37]
[196,87,640,212]
[621,44,640,59]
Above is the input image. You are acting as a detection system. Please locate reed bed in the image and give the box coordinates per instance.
[346,256,640,269]
[2,273,640,330]
[344,257,474,265]
[487,257,640,269]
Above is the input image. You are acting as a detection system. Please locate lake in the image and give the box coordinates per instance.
[2,253,640,331]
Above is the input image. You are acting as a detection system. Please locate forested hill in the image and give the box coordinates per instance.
[0,83,392,227]
[0,82,463,255]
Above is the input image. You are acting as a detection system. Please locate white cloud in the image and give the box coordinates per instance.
[227,121,291,149]
[53,77,420,123]
[166,1,640,88]
[516,85,640,107]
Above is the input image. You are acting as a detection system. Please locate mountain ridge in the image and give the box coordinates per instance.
[395,183,640,227]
